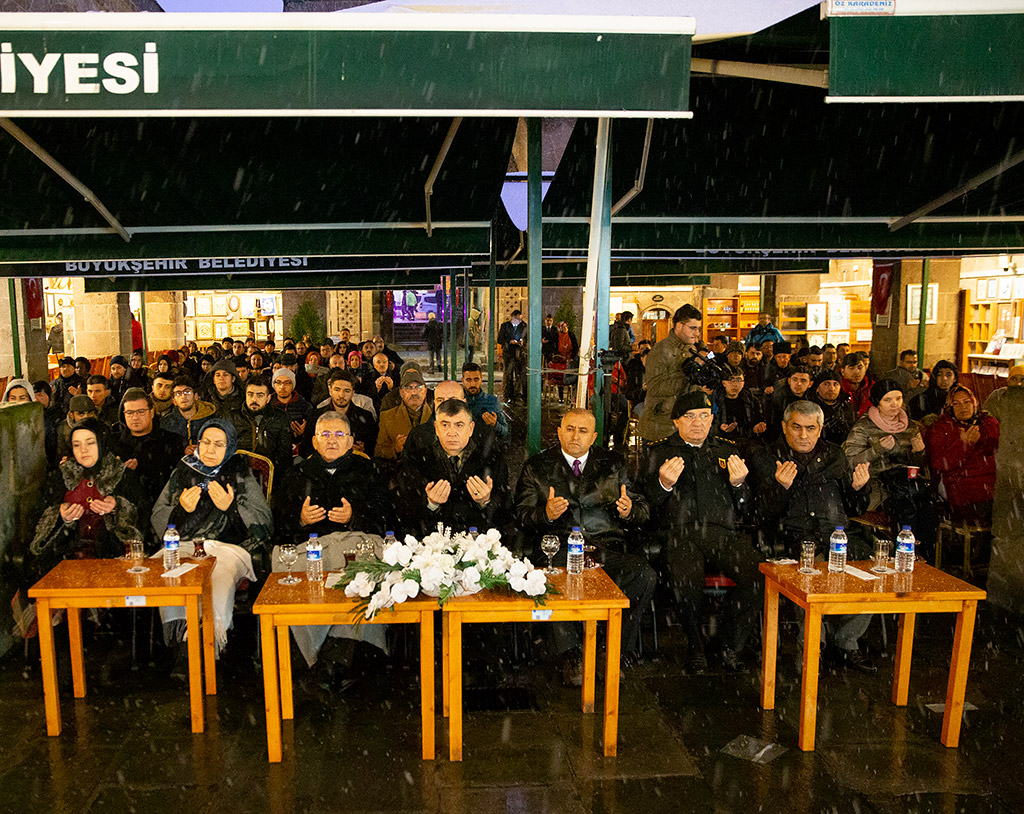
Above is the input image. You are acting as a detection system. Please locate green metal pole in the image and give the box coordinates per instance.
[917,259,930,361]
[526,118,543,456]
[8,278,22,378]
[488,225,496,396]
[462,271,470,368]
[441,277,448,380]
[594,120,613,444]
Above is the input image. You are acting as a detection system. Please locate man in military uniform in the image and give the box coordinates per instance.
[641,391,759,672]
[639,303,702,443]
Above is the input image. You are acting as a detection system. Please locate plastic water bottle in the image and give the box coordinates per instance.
[163,525,180,572]
[306,533,323,582]
[895,526,916,573]
[567,527,585,575]
[828,526,848,574]
[468,527,479,540]
[383,530,397,549]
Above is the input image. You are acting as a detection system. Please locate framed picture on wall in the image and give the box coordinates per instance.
[1015,277,1024,301]
[906,283,939,325]
[987,279,1001,300]
[230,320,249,336]
[196,320,213,340]
[214,321,229,340]
[808,333,826,348]
[807,304,827,331]
[826,331,850,347]
[976,279,989,302]
[999,278,1013,301]
[195,296,212,317]
[185,321,195,341]
[827,300,850,331]
[212,295,228,315]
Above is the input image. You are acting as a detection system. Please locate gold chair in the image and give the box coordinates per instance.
[936,518,990,578]
[236,449,274,505]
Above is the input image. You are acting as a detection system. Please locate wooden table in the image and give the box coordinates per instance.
[759,561,986,751]
[252,576,437,763]
[28,557,217,736]
[442,568,629,761]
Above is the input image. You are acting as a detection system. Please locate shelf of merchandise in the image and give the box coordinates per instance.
[958,289,1024,374]
[777,302,807,342]
[702,294,761,343]
[776,297,872,353]
[849,300,873,354]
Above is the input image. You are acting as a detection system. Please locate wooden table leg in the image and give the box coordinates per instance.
[442,610,449,718]
[36,599,61,737]
[582,619,597,714]
[448,611,463,762]
[66,607,86,699]
[202,572,217,695]
[798,607,822,752]
[260,615,282,763]
[760,581,779,710]
[277,626,293,721]
[419,610,435,760]
[185,596,204,734]
[603,610,622,757]
[941,600,978,748]
[892,612,916,706]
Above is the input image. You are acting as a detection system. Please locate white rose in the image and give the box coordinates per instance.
[405,534,419,546]
[382,541,403,566]
[391,580,411,604]
[461,566,482,592]
[345,571,375,598]
[401,578,420,599]
[524,570,547,596]
[508,560,529,580]
[485,528,502,543]
[421,564,445,593]
[509,575,527,592]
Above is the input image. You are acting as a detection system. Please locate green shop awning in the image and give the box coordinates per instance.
[0,12,694,118]
[828,8,1024,102]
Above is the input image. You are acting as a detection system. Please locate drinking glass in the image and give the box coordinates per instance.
[583,544,600,570]
[541,535,560,574]
[871,539,894,574]
[798,540,819,575]
[192,536,207,559]
[126,538,149,574]
[278,544,301,585]
[356,536,376,562]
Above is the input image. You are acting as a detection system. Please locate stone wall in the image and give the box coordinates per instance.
[142,291,184,353]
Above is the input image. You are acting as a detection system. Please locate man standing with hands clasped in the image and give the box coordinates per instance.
[515,408,654,681]
[641,391,759,673]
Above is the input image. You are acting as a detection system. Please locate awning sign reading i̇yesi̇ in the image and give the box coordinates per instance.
[0,12,694,118]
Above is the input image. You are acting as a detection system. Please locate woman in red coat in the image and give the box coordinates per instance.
[926,384,999,523]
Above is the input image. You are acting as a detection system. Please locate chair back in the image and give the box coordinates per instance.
[236,449,274,504]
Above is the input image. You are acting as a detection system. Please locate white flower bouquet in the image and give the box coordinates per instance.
[336,524,557,619]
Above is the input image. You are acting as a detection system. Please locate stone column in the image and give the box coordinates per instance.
[142,291,184,353]
[360,290,375,342]
[70,280,134,359]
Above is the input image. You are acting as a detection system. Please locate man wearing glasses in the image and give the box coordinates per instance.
[109,387,184,533]
[641,391,759,675]
[162,376,216,452]
[375,368,433,462]
[278,412,387,685]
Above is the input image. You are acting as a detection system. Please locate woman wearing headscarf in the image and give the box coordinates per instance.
[844,379,936,556]
[909,359,958,424]
[926,384,999,523]
[32,380,61,468]
[28,418,142,579]
[151,419,273,654]
[3,377,35,405]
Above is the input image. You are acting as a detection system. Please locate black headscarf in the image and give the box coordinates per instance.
[69,417,109,476]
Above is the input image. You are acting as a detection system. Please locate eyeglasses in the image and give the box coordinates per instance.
[124,407,152,417]
[402,384,426,391]
[172,389,193,397]
[318,430,349,438]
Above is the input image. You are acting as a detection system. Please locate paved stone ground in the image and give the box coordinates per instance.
[3,370,1023,814]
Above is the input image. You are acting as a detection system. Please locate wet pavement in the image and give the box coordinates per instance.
[3,381,1024,813]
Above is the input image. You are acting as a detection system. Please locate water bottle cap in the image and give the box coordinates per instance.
[469,527,478,532]
[385,531,395,536]
[835,526,844,531]
[901,525,912,530]
[309,533,318,539]
[572,527,581,532]
[167,525,176,530]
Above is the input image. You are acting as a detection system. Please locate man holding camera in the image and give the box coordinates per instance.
[639,304,703,443]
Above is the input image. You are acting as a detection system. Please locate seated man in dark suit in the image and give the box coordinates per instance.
[396,398,508,537]
[515,408,655,678]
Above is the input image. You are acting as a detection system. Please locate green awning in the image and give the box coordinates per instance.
[0,12,693,118]
[828,13,1024,102]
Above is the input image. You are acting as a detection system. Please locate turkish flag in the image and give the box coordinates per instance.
[872,262,894,315]
[22,278,44,320]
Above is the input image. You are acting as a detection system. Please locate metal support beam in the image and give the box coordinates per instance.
[595,123,614,442]
[526,118,543,456]
[0,118,131,243]
[610,119,652,217]
[576,119,613,415]
[488,225,496,395]
[462,272,470,368]
[690,58,829,89]
[450,273,458,379]
[440,278,448,379]
[423,117,463,237]
[890,146,1024,233]
[917,259,930,361]
[7,279,22,378]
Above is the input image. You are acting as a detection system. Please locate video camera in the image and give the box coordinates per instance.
[682,344,732,389]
